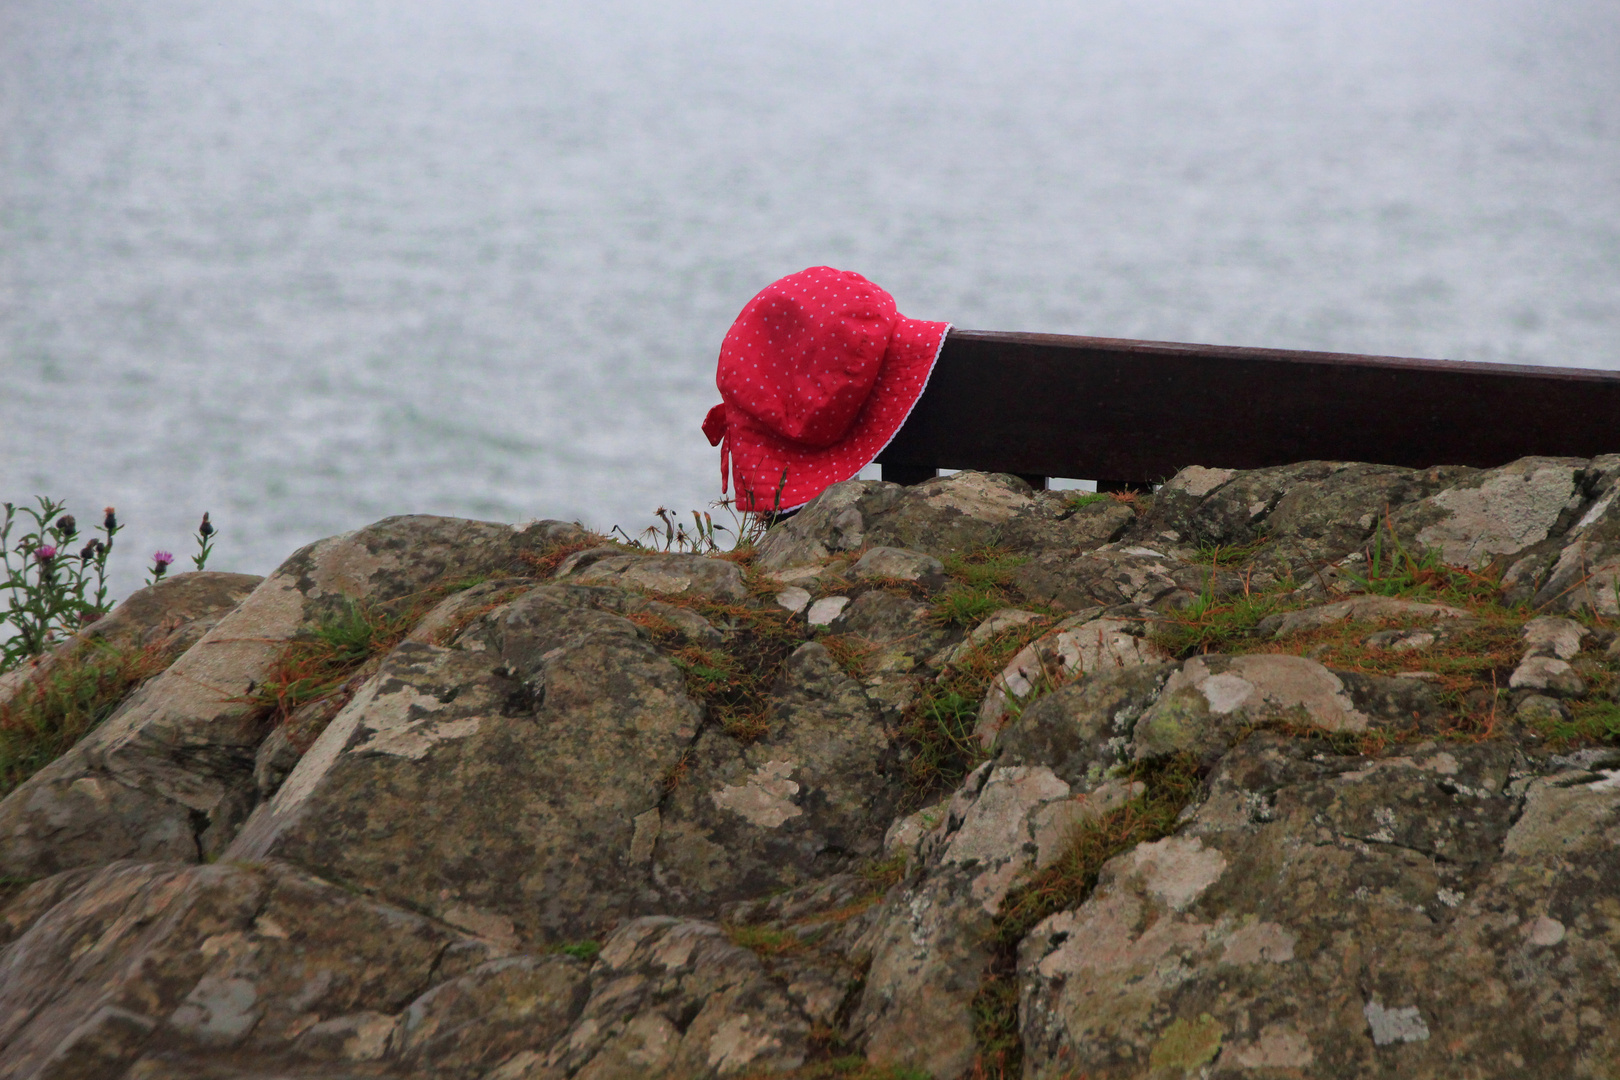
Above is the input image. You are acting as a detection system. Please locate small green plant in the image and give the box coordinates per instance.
[1151,577,1295,658]
[1192,535,1269,565]
[931,587,1000,627]
[1063,491,1112,510]
[902,689,982,799]
[1529,700,1620,744]
[724,923,809,957]
[1341,517,1501,605]
[557,940,601,962]
[931,546,1033,629]
[3,502,219,674]
[2,500,121,670]
[251,599,416,728]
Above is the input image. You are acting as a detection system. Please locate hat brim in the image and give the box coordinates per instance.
[725,317,951,512]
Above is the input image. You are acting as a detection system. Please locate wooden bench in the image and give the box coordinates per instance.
[874,330,1620,490]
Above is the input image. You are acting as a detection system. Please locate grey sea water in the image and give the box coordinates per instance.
[2,0,1618,593]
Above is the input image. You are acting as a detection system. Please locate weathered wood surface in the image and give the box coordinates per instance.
[877,329,1620,487]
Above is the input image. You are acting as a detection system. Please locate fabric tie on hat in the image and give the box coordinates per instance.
[703,266,950,512]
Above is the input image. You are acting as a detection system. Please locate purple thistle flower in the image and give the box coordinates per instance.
[153,551,174,567]
[34,545,57,564]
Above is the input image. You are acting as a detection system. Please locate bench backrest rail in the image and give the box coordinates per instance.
[874,329,1620,488]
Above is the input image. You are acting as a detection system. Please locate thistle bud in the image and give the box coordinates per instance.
[104,507,117,531]
[80,539,101,561]
[198,512,214,539]
[57,514,77,539]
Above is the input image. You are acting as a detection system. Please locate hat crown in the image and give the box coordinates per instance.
[718,267,897,448]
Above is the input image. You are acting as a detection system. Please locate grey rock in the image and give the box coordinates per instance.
[227,585,703,945]
[1017,737,1600,1080]
[1509,656,1586,698]
[929,607,1047,669]
[0,571,263,715]
[1529,539,1620,617]
[0,859,493,1080]
[560,552,749,603]
[1520,616,1589,660]
[806,595,850,626]
[394,954,588,1072]
[756,480,904,570]
[1515,694,1572,728]
[539,916,813,1079]
[1396,456,1587,569]
[852,761,1144,1080]
[1260,595,1469,638]
[994,664,1176,791]
[973,614,1172,746]
[1130,461,1472,572]
[651,642,898,915]
[757,472,1133,571]
[0,516,575,880]
[1014,544,1237,613]
[1133,654,1375,763]
[852,545,945,582]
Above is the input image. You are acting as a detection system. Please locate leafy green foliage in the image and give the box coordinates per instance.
[3,499,218,674]
[2,499,120,671]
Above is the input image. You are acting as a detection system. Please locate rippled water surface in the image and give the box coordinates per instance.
[2,0,1617,588]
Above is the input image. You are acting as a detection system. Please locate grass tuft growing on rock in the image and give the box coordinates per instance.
[1342,524,1504,605]
[821,634,878,681]
[0,639,170,799]
[740,1059,930,1080]
[1192,535,1270,565]
[1534,699,1620,744]
[636,572,813,743]
[969,753,1205,1079]
[1151,582,1297,658]
[724,922,811,958]
[556,940,601,962]
[993,754,1203,946]
[900,618,1053,807]
[252,599,417,729]
[931,587,1000,628]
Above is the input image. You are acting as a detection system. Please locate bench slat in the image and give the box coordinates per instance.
[875,329,1620,484]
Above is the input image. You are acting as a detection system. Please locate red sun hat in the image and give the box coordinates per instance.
[702,267,950,512]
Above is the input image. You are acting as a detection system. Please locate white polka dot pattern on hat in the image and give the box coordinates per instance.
[709,267,950,512]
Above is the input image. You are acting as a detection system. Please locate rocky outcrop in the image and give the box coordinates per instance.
[4,459,1620,1078]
